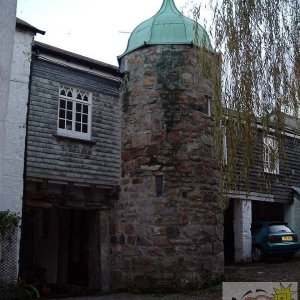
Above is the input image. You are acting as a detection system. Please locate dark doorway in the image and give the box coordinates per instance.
[67,210,89,287]
[21,207,101,292]
[224,199,235,265]
[252,201,284,223]
[20,207,59,290]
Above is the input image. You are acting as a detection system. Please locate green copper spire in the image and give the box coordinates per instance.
[118,0,212,60]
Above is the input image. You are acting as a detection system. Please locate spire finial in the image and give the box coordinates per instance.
[158,0,181,14]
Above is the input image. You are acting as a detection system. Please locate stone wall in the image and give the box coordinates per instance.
[111,45,223,292]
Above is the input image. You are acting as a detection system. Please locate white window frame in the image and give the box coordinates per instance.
[57,85,92,140]
[263,135,279,174]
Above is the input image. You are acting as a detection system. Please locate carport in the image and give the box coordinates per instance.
[224,190,293,264]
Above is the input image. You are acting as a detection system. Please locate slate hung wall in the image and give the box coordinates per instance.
[22,45,121,290]
[26,56,121,187]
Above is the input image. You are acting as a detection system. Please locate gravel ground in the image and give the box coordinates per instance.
[46,255,300,300]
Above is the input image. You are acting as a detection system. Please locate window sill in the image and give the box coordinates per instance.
[53,134,96,144]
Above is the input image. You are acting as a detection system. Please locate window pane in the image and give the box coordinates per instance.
[76,92,82,100]
[59,109,65,119]
[67,111,72,120]
[203,96,211,116]
[222,127,227,164]
[76,113,81,122]
[82,124,88,133]
[263,136,279,174]
[204,99,209,114]
[66,121,72,130]
[60,99,66,109]
[82,114,88,123]
[269,225,292,233]
[59,119,65,129]
[58,86,91,137]
[67,101,73,110]
[75,122,81,132]
[76,103,82,112]
[155,175,163,197]
[83,105,88,114]
[67,90,73,97]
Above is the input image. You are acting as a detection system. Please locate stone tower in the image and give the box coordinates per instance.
[111,0,223,292]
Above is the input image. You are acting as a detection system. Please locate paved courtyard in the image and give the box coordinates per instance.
[46,255,300,300]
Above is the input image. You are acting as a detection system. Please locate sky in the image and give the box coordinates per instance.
[16,0,213,66]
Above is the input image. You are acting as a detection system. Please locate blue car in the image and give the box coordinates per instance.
[251,221,300,262]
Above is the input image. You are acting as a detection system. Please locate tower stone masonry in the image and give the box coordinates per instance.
[111,0,224,292]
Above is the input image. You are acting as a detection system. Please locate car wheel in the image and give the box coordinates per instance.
[252,246,264,262]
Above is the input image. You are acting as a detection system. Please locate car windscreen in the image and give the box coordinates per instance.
[268,224,292,233]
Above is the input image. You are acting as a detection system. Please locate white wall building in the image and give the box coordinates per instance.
[0,0,18,210]
[0,17,44,283]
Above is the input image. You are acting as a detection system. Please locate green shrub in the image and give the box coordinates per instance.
[0,280,40,300]
[0,211,20,240]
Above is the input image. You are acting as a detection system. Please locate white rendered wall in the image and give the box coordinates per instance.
[0,28,34,282]
[234,199,252,262]
[0,0,17,206]
[2,29,33,212]
[285,196,300,238]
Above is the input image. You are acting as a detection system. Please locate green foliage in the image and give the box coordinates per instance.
[188,0,299,204]
[0,211,20,240]
[214,0,299,201]
[0,280,39,300]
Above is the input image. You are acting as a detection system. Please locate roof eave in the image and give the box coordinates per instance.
[118,40,215,65]
[34,41,121,77]
[16,18,45,35]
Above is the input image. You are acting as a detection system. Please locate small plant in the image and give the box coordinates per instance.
[0,210,20,240]
[0,280,40,299]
